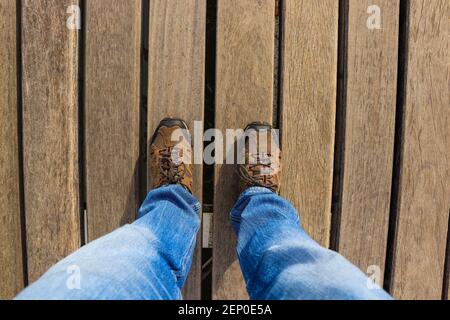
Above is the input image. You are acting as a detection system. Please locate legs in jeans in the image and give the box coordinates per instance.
[14,118,392,300]
[231,187,392,300]
[16,185,200,300]
[17,184,392,300]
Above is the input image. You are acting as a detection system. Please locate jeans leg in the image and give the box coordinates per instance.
[231,187,393,300]
[16,185,201,300]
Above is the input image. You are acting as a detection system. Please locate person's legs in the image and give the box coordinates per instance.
[233,122,392,300]
[231,187,392,300]
[17,118,199,300]
[16,185,200,300]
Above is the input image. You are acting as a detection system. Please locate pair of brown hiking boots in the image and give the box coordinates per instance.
[149,118,282,195]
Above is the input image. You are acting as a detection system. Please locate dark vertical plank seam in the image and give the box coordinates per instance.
[79,0,87,246]
[383,0,410,293]
[201,0,217,300]
[16,0,28,287]
[273,0,283,130]
[139,0,150,206]
[277,0,286,142]
[330,0,349,251]
[442,209,450,300]
[203,0,217,211]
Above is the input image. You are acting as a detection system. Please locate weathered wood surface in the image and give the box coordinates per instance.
[213,0,275,300]
[21,0,81,281]
[338,0,399,278]
[391,0,450,300]
[147,0,206,300]
[0,0,449,301]
[280,0,339,247]
[0,0,24,299]
[85,0,141,241]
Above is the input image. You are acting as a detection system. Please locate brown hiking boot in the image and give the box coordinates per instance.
[149,118,193,194]
[237,122,282,194]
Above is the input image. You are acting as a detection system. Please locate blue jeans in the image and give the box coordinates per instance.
[16,185,392,300]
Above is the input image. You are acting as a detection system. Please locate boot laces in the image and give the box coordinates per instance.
[238,152,278,190]
[159,147,185,184]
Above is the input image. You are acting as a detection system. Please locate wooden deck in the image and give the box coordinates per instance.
[0,0,449,300]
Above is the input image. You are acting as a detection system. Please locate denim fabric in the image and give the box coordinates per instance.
[231,187,392,300]
[16,185,392,300]
[16,185,200,300]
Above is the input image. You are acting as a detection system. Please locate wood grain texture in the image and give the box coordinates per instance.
[392,0,450,299]
[280,0,339,247]
[85,0,141,241]
[338,0,399,277]
[22,0,80,281]
[213,0,274,300]
[0,0,24,298]
[147,0,206,300]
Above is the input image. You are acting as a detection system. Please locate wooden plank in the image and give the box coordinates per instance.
[22,0,80,281]
[338,0,399,278]
[280,0,339,247]
[147,0,206,300]
[392,0,450,299]
[213,0,275,300]
[85,0,141,241]
[0,0,24,298]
